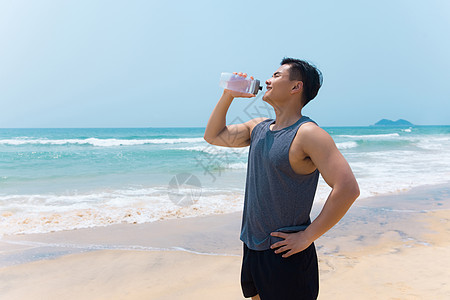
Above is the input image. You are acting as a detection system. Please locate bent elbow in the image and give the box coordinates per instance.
[203,135,210,144]
[350,182,360,202]
[339,178,360,203]
[203,134,214,145]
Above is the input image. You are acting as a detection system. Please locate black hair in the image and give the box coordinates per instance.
[281,57,323,106]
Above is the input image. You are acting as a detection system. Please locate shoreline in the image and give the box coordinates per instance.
[0,183,449,299]
[1,182,449,266]
[0,210,244,268]
[2,180,449,238]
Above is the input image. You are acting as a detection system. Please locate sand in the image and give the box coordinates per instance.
[318,209,450,299]
[0,184,449,299]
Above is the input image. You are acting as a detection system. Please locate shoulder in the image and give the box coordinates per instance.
[246,117,270,136]
[295,122,336,153]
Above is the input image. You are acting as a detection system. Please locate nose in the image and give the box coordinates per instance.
[265,78,271,86]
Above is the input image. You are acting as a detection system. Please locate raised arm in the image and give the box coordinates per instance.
[204,89,267,147]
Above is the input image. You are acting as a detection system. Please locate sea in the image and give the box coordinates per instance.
[1,125,449,236]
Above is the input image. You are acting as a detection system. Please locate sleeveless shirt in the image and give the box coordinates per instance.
[239,116,320,251]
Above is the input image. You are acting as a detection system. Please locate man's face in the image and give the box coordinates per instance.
[262,64,296,104]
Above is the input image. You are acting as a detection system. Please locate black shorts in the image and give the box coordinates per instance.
[240,242,319,300]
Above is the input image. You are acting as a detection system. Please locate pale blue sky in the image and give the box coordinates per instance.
[1,0,449,127]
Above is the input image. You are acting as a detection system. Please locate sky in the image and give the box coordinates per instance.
[0,0,449,127]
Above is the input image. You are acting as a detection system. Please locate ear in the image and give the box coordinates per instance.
[290,81,303,95]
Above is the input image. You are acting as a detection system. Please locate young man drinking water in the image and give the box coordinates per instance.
[204,58,360,300]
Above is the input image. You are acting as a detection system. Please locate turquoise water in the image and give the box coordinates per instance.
[0,128,207,193]
[1,125,449,235]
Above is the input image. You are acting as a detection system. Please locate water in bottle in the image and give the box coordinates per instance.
[219,72,263,95]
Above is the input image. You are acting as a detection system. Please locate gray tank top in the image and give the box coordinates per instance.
[240,116,320,251]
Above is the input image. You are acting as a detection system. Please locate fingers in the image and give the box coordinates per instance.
[233,72,249,78]
[273,244,294,257]
[274,246,289,254]
[270,233,288,249]
[270,241,286,249]
[282,250,294,258]
[270,234,288,250]
[270,232,287,239]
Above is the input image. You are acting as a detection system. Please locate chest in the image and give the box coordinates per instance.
[250,129,315,175]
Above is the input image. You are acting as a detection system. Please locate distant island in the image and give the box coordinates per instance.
[372,119,414,126]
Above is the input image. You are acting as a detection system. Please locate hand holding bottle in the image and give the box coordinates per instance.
[219,72,262,98]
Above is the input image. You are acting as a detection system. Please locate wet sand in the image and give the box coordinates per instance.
[0,184,449,299]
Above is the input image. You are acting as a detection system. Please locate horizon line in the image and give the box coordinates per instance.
[1,124,449,129]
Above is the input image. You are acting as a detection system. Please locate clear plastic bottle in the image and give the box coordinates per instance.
[219,72,263,95]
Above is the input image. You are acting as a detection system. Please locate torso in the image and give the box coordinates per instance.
[269,122,317,175]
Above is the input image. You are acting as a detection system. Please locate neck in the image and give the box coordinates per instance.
[271,101,303,131]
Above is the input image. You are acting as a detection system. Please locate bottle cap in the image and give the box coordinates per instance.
[253,80,262,94]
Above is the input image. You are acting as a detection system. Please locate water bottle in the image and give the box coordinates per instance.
[219,72,263,95]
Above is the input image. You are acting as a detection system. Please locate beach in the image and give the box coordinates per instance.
[1,183,449,299]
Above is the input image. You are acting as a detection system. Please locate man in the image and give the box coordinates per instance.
[203,58,360,300]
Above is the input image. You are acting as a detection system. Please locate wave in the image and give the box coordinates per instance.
[0,137,205,147]
[172,146,249,156]
[415,136,450,150]
[2,240,241,258]
[336,141,358,150]
[0,188,245,236]
[336,133,400,139]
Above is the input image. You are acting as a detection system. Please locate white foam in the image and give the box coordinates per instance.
[172,145,249,156]
[1,240,240,257]
[0,137,205,147]
[415,136,450,150]
[0,188,245,236]
[336,133,400,139]
[336,141,358,150]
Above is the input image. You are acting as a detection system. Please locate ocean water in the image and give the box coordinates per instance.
[1,125,449,236]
